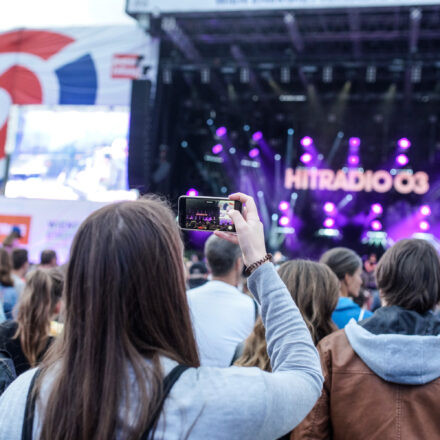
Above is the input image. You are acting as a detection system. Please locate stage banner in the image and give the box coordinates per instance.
[0,26,159,161]
[0,197,108,264]
[127,0,439,14]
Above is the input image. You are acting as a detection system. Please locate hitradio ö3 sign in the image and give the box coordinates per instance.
[284,168,429,194]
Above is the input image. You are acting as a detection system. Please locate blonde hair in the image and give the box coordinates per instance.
[14,268,64,366]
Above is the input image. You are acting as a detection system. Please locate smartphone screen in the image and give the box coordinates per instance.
[178,196,242,232]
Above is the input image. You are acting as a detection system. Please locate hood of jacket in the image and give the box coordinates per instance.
[345,306,440,385]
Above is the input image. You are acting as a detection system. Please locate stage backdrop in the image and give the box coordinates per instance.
[0,197,108,264]
[127,0,439,14]
[0,26,159,172]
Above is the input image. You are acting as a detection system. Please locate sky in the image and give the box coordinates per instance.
[0,0,135,31]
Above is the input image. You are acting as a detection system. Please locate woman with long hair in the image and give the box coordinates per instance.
[320,247,372,328]
[235,260,339,370]
[0,193,323,440]
[0,248,19,322]
[0,268,63,376]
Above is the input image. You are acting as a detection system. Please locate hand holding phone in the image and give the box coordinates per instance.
[214,193,267,268]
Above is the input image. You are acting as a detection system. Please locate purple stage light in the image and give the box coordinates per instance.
[279,216,290,226]
[300,136,313,148]
[348,155,359,166]
[252,131,263,142]
[396,154,409,166]
[371,203,383,215]
[420,220,430,231]
[371,220,382,231]
[249,147,260,158]
[420,205,431,216]
[278,201,290,212]
[398,138,411,149]
[323,218,335,228]
[349,137,361,148]
[300,152,313,164]
[212,144,223,154]
[323,202,335,214]
[186,188,199,197]
[216,126,227,137]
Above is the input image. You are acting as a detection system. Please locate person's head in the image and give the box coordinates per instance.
[39,197,199,440]
[204,234,243,284]
[11,248,29,275]
[278,260,340,345]
[2,226,22,249]
[376,239,440,314]
[40,249,58,268]
[363,253,377,273]
[15,267,64,366]
[320,247,363,298]
[235,317,271,372]
[188,262,209,289]
[0,247,14,287]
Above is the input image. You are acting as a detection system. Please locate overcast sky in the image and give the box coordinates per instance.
[0,0,135,31]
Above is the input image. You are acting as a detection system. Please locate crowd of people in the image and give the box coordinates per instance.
[0,193,438,439]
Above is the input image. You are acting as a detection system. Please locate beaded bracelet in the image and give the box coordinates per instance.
[244,253,273,277]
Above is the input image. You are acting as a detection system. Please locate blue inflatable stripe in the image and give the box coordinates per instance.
[55,54,97,104]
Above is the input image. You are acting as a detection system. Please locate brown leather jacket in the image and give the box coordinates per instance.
[291,307,440,440]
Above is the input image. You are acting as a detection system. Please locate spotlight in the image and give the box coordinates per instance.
[243,124,250,131]
[272,213,279,221]
[201,67,210,84]
[212,144,223,154]
[397,138,411,149]
[186,188,199,197]
[257,191,264,197]
[371,203,383,215]
[371,220,382,231]
[221,186,228,194]
[419,220,430,231]
[300,136,313,148]
[287,128,294,136]
[249,148,260,158]
[349,137,361,148]
[281,66,291,84]
[323,66,333,83]
[240,67,250,83]
[278,201,290,212]
[366,66,377,83]
[300,152,313,164]
[348,155,360,166]
[206,119,214,126]
[279,216,290,226]
[274,154,282,161]
[396,154,409,166]
[252,131,263,142]
[323,202,335,214]
[181,141,188,148]
[216,127,227,137]
[229,147,236,154]
[323,218,335,228]
[420,205,431,216]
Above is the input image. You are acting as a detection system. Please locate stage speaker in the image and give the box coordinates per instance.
[128,79,153,193]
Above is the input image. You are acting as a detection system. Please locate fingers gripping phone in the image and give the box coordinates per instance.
[178,196,243,232]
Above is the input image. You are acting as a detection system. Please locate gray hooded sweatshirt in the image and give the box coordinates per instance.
[0,263,323,439]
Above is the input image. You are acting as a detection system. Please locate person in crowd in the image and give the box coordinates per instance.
[0,267,63,377]
[0,249,19,321]
[40,250,58,269]
[320,247,372,328]
[0,194,323,440]
[235,260,339,367]
[187,234,257,367]
[187,262,209,289]
[292,238,440,439]
[11,249,29,297]
[362,253,381,311]
[2,227,22,252]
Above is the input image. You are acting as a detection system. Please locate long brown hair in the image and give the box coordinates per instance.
[278,260,339,345]
[38,197,200,440]
[0,247,14,287]
[235,260,340,371]
[235,317,271,371]
[14,268,64,366]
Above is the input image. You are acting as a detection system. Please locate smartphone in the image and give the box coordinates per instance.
[178,196,243,232]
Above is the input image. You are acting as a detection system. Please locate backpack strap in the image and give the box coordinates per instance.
[20,365,190,440]
[21,369,41,440]
[141,364,190,439]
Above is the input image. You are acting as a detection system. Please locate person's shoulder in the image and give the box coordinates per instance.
[0,320,18,338]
